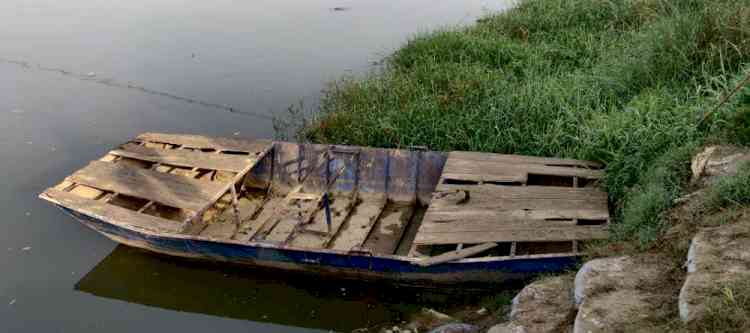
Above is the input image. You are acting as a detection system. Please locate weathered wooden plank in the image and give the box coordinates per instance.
[434,184,608,201]
[287,196,354,248]
[234,196,285,242]
[415,242,497,267]
[199,220,237,239]
[448,151,603,169]
[41,189,182,233]
[68,161,223,211]
[264,199,321,243]
[440,172,527,184]
[111,143,253,172]
[419,218,592,233]
[185,146,272,232]
[264,217,301,242]
[303,196,353,233]
[201,196,263,239]
[414,226,609,245]
[425,207,608,221]
[443,158,604,180]
[428,196,607,215]
[329,198,387,251]
[137,133,271,154]
[415,179,610,246]
[394,206,427,256]
[363,203,415,255]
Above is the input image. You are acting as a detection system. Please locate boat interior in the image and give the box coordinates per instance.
[40,133,610,262]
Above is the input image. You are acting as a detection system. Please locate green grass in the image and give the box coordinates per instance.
[478,291,515,313]
[292,0,750,245]
[689,277,750,332]
[725,97,750,145]
[705,161,750,210]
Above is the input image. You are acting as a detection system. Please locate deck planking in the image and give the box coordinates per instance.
[111,143,253,172]
[329,198,387,251]
[136,133,271,154]
[426,184,609,221]
[447,151,603,169]
[264,199,321,243]
[415,184,610,246]
[440,151,604,186]
[234,196,285,242]
[68,161,224,211]
[42,189,182,233]
[287,196,354,248]
[362,203,415,255]
[201,196,264,239]
[302,196,353,234]
[414,150,610,248]
[442,158,604,184]
[414,226,608,245]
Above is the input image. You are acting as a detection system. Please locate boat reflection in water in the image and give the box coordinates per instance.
[75,245,492,332]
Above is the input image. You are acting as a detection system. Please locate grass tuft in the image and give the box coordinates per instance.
[705,162,750,210]
[689,277,750,332]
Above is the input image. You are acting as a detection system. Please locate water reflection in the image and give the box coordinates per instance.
[75,245,487,332]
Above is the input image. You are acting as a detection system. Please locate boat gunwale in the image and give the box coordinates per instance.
[40,191,580,265]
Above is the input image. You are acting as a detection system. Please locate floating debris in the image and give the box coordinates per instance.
[10,109,24,114]
[331,7,350,11]
[9,299,16,306]
[21,246,31,251]
[87,72,96,77]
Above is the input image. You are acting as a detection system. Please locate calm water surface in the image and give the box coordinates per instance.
[0,0,512,331]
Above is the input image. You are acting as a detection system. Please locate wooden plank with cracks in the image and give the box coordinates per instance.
[447,151,603,169]
[68,161,223,211]
[415,242,498,267]
[111,143,253,172]
[414,226,609,245]
[41,189,182,233]
[362,204,415,255]
[328,197,387,251]
[136,133,272,154]
[183,146,271,233]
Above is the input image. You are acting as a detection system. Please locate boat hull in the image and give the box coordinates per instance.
[61,206,578,286]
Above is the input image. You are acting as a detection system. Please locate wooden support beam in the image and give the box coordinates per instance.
[184,148,271,233]
[415,242,497,267]
[229,184,241,229]
[137,201,154,213]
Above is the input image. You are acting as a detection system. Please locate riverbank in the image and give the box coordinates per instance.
[296,0,750,331]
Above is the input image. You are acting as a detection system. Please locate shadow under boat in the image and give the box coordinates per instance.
[75,245,504,332]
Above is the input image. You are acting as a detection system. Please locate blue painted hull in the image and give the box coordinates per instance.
[61,206,578,286]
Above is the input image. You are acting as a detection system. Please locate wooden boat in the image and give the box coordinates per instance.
[39,133,610,286]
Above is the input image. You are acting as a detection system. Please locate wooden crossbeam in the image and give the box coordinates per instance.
[184,147,272,233]
[415,242,498,267]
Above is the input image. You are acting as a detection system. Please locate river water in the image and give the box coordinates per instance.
[0,0,512,331]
